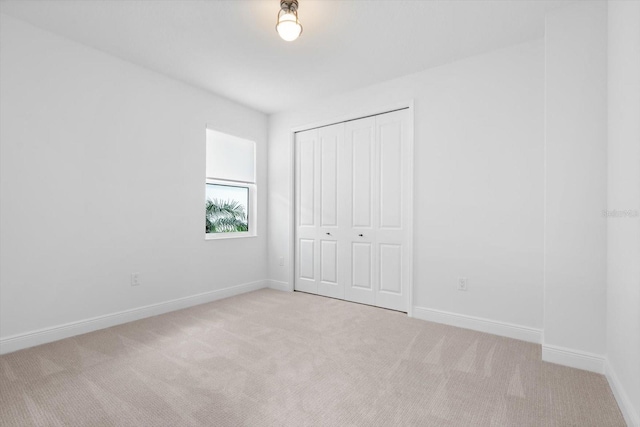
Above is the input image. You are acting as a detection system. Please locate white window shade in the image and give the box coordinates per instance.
[206,129,255,183]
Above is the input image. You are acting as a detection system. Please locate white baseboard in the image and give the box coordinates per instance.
[411,306,542,344]
[0,280,268,355]
[266,279,291,292]
[605,359,640,427]
[541,344,605,374]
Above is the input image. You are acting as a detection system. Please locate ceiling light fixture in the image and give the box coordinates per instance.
[276,0,303,42]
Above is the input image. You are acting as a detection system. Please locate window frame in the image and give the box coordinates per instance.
[205,178,257,240]
[204,128,257,240]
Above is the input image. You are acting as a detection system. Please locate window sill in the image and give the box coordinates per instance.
[205,233,257,241]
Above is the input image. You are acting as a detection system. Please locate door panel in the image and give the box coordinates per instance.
[375,110,411,312]
[344,118,376,306]
[295,129,318,294]
[351,126,373,228]
[299,239,315,279]
[320,240,337,283]
[318,239,343,299]
[320,132,338,227]
[296,238,316,293]
[379,121,403,229]
[352,243,372,289]
[379,244,402,294]
[298,135,315,227]
[295,124,345,299]
[317,124,345,299]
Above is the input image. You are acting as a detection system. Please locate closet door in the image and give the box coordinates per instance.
[295,128,318,294]
[374,109,411,312]
[343,117,377,306]
[295,109,411,313]
[295,124,346,299]
[343,110,410,312]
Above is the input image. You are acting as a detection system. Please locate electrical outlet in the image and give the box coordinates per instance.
[457,277,468,291]
[131,273,141,286]
[279,256,285,266]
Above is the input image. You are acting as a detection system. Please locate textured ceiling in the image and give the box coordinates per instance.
[0,0,573,113]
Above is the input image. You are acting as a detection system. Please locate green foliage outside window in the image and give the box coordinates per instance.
[205,199,248,233]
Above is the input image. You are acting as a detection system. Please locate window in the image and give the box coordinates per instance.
[205,128,256,239]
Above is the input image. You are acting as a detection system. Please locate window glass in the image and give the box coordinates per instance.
[205,183,249,233]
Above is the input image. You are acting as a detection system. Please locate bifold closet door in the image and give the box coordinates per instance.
[343,117,377,307]
[372,110,411,312]
[342,110,410,312]
[295,123,346,299]
[295,109,410,312]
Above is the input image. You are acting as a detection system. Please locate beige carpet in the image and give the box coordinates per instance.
[0,289,625,426]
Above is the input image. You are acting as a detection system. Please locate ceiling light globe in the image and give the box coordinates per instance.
[277,12,302,41]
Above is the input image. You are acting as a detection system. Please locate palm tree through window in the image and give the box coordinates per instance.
[205,184,249,233]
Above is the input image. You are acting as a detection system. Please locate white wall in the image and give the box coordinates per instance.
[0,15,268,346]
[606,1,640,424]
[268,40,545,332]
[543,1,608,362]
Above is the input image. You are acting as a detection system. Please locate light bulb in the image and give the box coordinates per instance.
[277,12,302,41]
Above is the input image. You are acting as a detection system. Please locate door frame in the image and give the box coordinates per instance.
[288,100,415,317]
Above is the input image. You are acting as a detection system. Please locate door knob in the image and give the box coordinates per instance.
[358,234,364,237]
[326,232,331,236]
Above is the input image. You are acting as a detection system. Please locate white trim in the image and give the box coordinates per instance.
[205,233,257,240]
[541,344,605,373]
[266,279,291,292]
[412,306,542,344]
[0,280,268,355]
[605,359,640,427]
[405,101,414,317]
[288,125,296,292]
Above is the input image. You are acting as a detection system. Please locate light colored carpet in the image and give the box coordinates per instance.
[0,289,625,426]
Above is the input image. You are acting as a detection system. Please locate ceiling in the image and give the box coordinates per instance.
[0,0,573,114]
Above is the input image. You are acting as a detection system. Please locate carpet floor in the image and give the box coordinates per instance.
[0,289,625,426]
